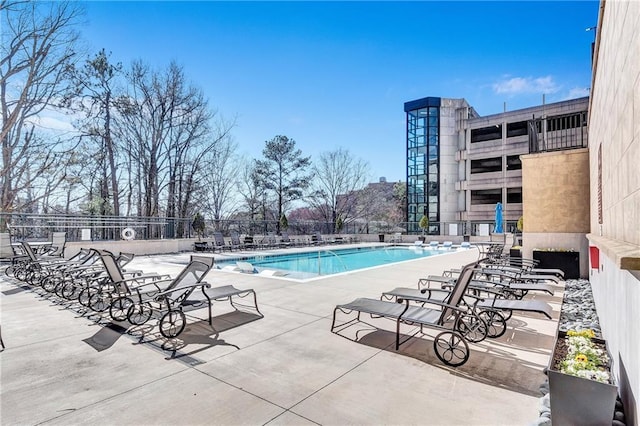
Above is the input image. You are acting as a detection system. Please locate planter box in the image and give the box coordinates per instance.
[533,250,580,279]
[548,332,618,425]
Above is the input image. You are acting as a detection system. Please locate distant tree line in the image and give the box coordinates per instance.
[0,1,405,235]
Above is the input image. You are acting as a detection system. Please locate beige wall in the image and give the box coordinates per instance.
[586,1,640,423]
[521,148,590,233]
[589,5,640,246]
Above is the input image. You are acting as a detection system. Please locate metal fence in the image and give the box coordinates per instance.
[0,212,519,242]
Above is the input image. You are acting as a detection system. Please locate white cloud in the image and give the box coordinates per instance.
[492,75,560,96]
[565,87,590,99]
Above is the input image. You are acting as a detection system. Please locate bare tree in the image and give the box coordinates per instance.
[236,159,265,225]
[255,135,311,234]
[116,60,234,238]
[0,0,82,214]
[307,148,370,233]
[66,49,123,215]
[201,136,239,226]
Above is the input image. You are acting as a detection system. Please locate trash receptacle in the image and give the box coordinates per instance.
[463,235,470,242]
[378,234,385,242]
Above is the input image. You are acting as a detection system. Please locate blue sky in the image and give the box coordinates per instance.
[80,1,598,182]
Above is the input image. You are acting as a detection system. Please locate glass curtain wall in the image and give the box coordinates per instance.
[405,97,440,233]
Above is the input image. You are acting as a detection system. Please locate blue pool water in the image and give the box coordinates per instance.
[216,246,457,279]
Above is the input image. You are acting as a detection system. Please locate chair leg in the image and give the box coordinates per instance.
[0,324,5,350]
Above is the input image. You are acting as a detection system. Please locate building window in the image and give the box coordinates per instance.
[598,144,602,224]
[506,155,522,171]
[471,125,502,143]
[507,187,522,203]
[471,189,502,205]
[405,97,440,232]
[471,157,502,174]
[507,121,528,137]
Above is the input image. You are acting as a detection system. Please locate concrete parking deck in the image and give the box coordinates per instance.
[0,246,562,425]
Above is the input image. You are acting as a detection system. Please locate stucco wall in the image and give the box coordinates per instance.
[521,148,590,233]
[587,1,640,423]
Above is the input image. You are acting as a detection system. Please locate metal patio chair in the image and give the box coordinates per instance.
[331,260,481,367]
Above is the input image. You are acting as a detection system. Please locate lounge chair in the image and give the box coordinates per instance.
[331,261,481,366]
[311,233,325,246]
[279,232,295,248]
[44,232,66,257]
[83,250,170,315]
[127,256,262,338]
[194,241,210,252]
[428,241,440,249]
[420,266,556,299]
[229,230,246,251]
[212,232,230,252]
[257,233,277,249]
[382,281,553,340]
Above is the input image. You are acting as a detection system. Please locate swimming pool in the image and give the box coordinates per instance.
[216,246,459,279]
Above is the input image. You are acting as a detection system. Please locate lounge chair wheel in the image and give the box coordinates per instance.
[110,297,134,321]
[478,310,507,338]
[78,287,94,307]
[26,270,41,286]
[127,302,153,325]
[41,276,57,292]
[15,268,27,281]
[60,281,77,299]
[433,331,469,367]
[455,314,488,343]
[5,265,15,277]
[88,292,111,312]
[159,310,186,338]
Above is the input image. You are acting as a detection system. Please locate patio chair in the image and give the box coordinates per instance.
[279,232,295,248]
[428,241,440,249]
[256,233,277,249]
[44,232,66,257]
[0,233,20,262]
[229,230,246,251]
[117,255,214,326]
[331,260,481,367]
[83,250,170,314]
[15,241,77,285]
[212,232,230,252]
[420,266,556,299]
[311,233,324,246]
[126,256,262,338]
[193,241,210,252]
[381,281,553,340]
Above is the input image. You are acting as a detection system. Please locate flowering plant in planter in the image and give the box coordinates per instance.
[558,329,611,384]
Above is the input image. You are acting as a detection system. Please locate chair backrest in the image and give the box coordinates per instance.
[20,242,38,261]
[0,233,13,258]
[230,230,241,245]
[437,260,479,324]
[213,232,226,247]
[99,250,126,286]
[48,232,66,256]
[168,256,214,291]
[116,252,135,267]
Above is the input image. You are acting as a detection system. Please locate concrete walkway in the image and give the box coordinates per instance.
[0,246,562,425]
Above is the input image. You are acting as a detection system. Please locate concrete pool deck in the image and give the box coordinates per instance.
[0,246,563,425]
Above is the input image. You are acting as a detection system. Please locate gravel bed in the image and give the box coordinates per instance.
[533,279,626,426]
